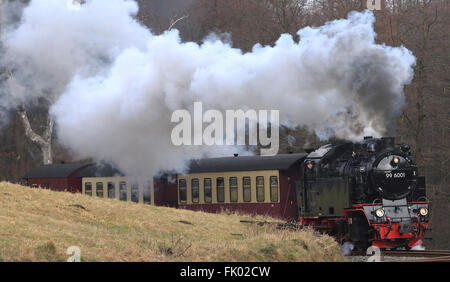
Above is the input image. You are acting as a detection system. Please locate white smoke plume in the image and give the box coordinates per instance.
[1,0,416,177]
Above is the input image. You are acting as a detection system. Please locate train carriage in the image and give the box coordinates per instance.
[177,154,307,220]
[23,162,91,193]
[24,162,178,207]
[78,164,153,205]
[78,165,178,207]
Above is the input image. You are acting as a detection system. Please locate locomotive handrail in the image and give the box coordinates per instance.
[417,196,429,202]
[372,198,382,204]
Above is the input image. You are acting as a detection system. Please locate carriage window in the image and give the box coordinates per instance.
[229,177,238,202]
[243,177,251,202]
[119,182,127,201]
[270,176,278,202]
[179,179,186,203]
[204,178,212,203]
[85,182,92,196]
[96,182,103,198]
[191,179,199,203]
[256,176,265,202]
[107,182,115,199]
[131,183,139,203]
[217,177,225,203]
[143,183,151,204]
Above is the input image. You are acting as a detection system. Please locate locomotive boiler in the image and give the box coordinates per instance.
[298,136,430,249]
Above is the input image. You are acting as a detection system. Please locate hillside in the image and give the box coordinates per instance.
[0,182,344,262]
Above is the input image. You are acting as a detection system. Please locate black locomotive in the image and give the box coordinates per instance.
[298,136,430,249]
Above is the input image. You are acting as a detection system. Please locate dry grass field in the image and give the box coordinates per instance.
[0,182,344,262]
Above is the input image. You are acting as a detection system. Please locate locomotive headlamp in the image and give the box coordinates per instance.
[419,207,428,216]
[375,208,385,218]
[390,156,400,167]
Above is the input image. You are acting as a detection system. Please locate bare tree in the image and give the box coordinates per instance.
[17,103,53,165]
[1,0,54,165]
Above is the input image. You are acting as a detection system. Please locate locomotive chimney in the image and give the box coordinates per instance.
[381,137,395,150]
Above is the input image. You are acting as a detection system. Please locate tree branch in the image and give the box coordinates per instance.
[168,15,189,31]
[18,105,46,147]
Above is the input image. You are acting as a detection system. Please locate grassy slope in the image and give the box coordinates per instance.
[0,182,344,262]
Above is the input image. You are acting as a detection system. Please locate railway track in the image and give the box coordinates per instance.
[382,249,450,258]
[350,249,450,262]
[383,250,450,262]
[399,256,450,262]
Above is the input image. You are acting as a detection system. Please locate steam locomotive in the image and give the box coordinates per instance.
[299,136,429,249]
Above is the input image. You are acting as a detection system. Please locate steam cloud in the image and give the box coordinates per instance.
[0,0,416,177]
